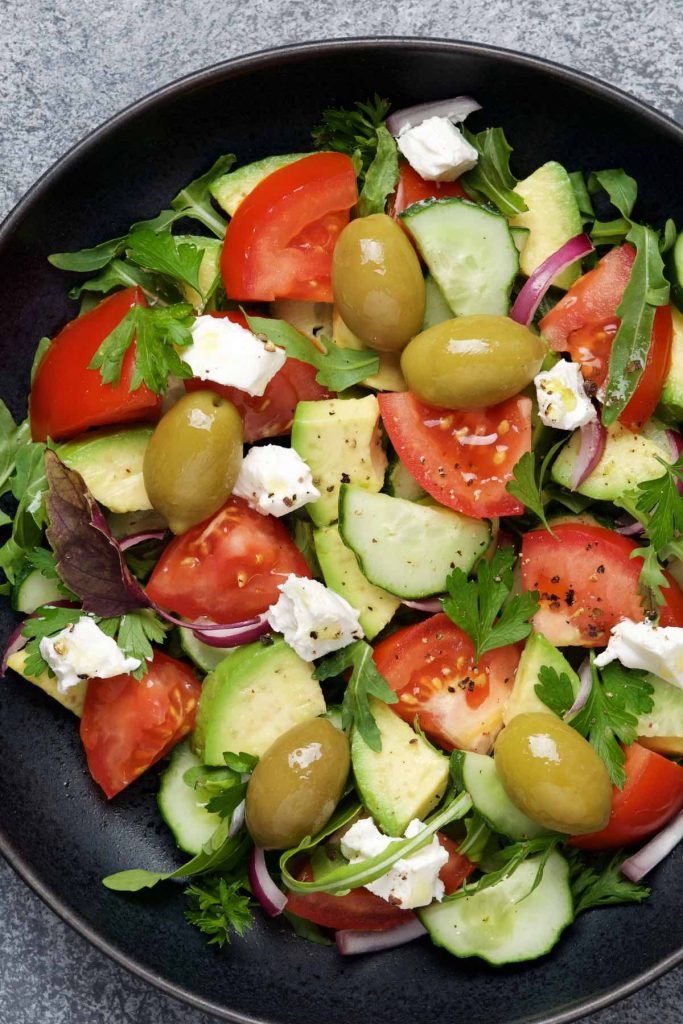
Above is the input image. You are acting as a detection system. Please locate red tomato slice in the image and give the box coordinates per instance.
[389,162,467,219]
[80,650,201,799]
[373,613,519,753]
[285,834,473,932]
[378,392,531,518]
[571,742,683,850]
[221,153,357,303]
[539,244,635,351]
[184,311,332,442]
[30,287,161,442]
[146,497,311,622]
[520,522,683,645]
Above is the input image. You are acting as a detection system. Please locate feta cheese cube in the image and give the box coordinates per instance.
[341,817,448,910]
[534,360,597,431]
[594,618,683,688]
[39,616,141,693]
[267,575,363,661]
[396,117,478,182]
[182,315,286,397]
[232,445,320,517]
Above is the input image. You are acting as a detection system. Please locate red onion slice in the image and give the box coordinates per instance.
[621,811,683,882]
[190,614,270,648]
[1,623,29,676]
[119,530,167,552]
[510,234,594,327]
[564,659,592,721]
[402,598,444,613]
[228,800,246,838]
[336,918,427,955]
[386,96,481,136]
[570,418,606,491]
[249,847,287,916]
[615,518,645,537]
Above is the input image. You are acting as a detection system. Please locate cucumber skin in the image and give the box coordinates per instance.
[157,740,222,856]
[461,752,549,841]
[12,568,63,614]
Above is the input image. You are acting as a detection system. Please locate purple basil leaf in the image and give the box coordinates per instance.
[44,450,150,616]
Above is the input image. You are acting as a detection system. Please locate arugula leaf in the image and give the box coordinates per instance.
[315,640,397,752]
[357,125,399,217]
[125,228,204,294]
[184,874,254,947]
[456,812,492,864]
[312,96,391,178]
[446,835,562,903]
[568,850,651,913]
[506,439,566,532]
[588,168,638,220]
[460,127,527,217]
[67,258,165,304]
[443,547,539,663]
[535,664,576,717]
[568,171,595,226]
[0,434,50,585]
[89,304,194,394]
[603,223,670,425]
[0,400,30,498]
[282,910,333,946]
[245,314,379,392]
[170,153,234,238]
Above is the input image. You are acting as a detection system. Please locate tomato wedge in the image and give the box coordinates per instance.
[373,613,519,753]
[389,162,467,219]
[520,522,683,646]
[146,497,311,622]
[571,742,683,850]
[80,650,201,799]
[221,153,357,303]
[30,287,161,442]
[184,312,332,442]
[285,834,473,931]
[378,392,531,518]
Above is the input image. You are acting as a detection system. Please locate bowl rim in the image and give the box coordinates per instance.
[0,34,681,1024]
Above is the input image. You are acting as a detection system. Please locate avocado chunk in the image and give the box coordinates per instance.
[352,698,449,836]
[636,675,683,756]
[193,638,326,764]
[177,236,222,310]
[209,153,312,216]
[332,309,407,392]
[6,649,87,717]
[58,426,153,514]
[313,525,400,640]
[503,633,579,725]
[291,395,387,527]
[270,300,333,341]
[551,420,673,501]
[510,162,582,290]
[659,308,683,420]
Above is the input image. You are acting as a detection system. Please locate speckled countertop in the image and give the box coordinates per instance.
[1,2,682,1021]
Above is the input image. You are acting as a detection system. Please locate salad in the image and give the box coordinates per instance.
[1,92,683,966]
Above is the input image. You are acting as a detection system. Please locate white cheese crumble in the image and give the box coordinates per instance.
[39,616,141,693]
[182,315,286,397]
[232,445,320,517]
[594,618,683,688]
[396,116,478,182]
[341,817,448,910]
[267,575,363,661]
[534,360,597,431]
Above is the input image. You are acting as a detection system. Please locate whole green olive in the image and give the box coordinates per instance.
[246,718,350,849]
[143,390,243,534]
[495,712,612,835]
[400,314,546,409]
[332,213,425,352]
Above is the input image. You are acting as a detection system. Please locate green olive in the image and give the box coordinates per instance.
[143,390,243,534]
[495,712,612,835]
[400,314,546,409]
[246,718,350,849]
[332,213,425,352]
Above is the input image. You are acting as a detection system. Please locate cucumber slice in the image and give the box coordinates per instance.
[338,484,490,599]
[510,225,530,254]
[384,455,426,502]
[400,198,518,317]
[461,752,549,840]
[157,739,223,855]
[12,568,63,614]
[421,274,454,330]
[178,628,229,675]
[419,851,573,964]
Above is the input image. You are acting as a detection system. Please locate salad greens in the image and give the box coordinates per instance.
[314,640,398,752]
[460,126,527,217]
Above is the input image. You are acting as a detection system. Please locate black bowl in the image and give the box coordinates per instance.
[1,38,681,1024]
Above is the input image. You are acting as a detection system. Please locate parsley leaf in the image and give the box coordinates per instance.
[25,546,75,599]
[630,544,671,610]
[603,223,670,425]
[357,124,399,217]
[443,547,539,663]
[21,605,91,677]
[506,439,566,532]
[245,314,379,392]
[314,640,398,752]
[568,850,650,914]
[0,399,30,498]
[125,228,204,295]
[184,874,254,947]
[460,127,527,217]
[0,435,49,586]
[635,455,683,553]
[117,609,168,676]
[89,304,195,395]
[535,664,576,717]
[312,95,391,177]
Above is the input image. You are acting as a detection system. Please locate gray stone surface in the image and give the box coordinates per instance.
[0,0,681,1021]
